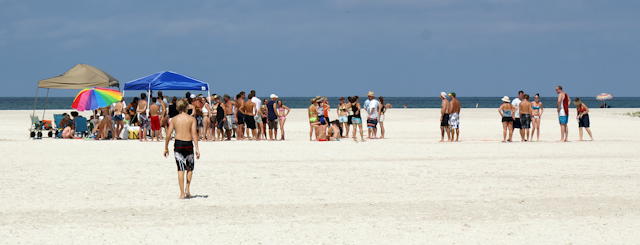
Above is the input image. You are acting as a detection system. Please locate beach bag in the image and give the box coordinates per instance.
[41,120,52,130]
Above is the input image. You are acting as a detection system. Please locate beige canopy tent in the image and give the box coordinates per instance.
[33,64,119,118]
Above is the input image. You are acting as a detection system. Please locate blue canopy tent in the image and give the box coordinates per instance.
[123,71,210,112]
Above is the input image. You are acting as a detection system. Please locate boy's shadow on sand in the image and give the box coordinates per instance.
[186,195,208,199]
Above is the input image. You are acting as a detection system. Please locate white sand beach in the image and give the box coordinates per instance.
[1,108,639,243]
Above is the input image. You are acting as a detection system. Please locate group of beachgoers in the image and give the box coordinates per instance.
[307,91,392,142]
[498,86,593,143]
[161,90,392,198]
[121,90,292,142]
[438,92,462,142]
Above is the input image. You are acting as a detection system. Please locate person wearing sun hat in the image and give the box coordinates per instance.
[499,96,516,142]
[439,92,451,142]
[366,91,380,139]
[448,92,461,141]
[574,98,593,141]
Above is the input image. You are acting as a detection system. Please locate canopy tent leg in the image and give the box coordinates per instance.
[42,88,49,119]
[32,87,39,117]
[146,89,151,115]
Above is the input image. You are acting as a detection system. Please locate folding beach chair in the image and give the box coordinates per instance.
[74,117,89,138]
[29,115,43,139]
[53,114,65,138]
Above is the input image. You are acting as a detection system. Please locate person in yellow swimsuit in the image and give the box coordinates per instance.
[308,98,322,141]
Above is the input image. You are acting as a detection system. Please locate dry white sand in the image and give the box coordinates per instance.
[1,108,639,243]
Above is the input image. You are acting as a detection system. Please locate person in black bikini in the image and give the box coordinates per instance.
[350,96,365,142]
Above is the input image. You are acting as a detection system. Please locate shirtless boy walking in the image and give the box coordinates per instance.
[164,99,200,199]
[439,92,451,142]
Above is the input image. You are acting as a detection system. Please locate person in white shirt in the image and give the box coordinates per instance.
[365,91,381,139]
[511,91,525,141]
[250,90,264,140]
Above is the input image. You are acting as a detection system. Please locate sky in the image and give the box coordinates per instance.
[1,0,639,98]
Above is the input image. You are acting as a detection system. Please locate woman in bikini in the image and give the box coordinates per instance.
[202,96,212,141]
[499,96,517,142]
[209,95,219,141]
[276,99,290,141]
[308,98,322,141]
[351,96,365,142]
[337,97,348,138]
[378,96,392,139]
[345,96,353,138]
[574,98,594,141]
[531,93,544,142]
[261,99,269,139]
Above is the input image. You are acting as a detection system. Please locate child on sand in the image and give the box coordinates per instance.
[164,99,200,199]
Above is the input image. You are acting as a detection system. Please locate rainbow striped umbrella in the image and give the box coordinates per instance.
[596,93,612,101]
[72,87,122,111]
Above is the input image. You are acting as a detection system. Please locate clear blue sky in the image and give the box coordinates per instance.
[1,0,638,97]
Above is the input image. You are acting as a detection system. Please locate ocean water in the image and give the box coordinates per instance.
[5,96,639,111]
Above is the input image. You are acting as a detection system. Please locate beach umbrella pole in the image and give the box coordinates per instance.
[42,88,49,120]
[32,87,39,117]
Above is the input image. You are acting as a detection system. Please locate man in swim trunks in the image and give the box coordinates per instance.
[113,98,125,139]
[137,93,149,141]
[519,94,532,142]
[511,91,524,141]
[164,99,200,199]
[267,94,279,141]
[240,94,258,140]
[149,97,161,142]
[556,86,570,142]
[448,92,461,142]
[223,94,236,141]
[439,92,451,142]
[366,91,380,139]
[250,91,263,140]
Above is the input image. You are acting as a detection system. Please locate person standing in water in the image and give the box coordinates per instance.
[164,99,200,199]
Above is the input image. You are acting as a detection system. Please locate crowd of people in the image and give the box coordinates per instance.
[498,86,593,143]
[105,89,394,143]
[307,91,392,142]
[55,86,593,145]
[121,90,293,142]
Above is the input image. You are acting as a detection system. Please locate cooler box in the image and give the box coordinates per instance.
[128,126,140,139]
